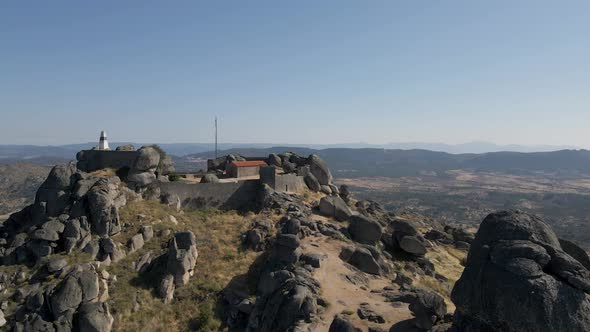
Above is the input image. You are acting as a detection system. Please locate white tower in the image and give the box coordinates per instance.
[98,130,110,150]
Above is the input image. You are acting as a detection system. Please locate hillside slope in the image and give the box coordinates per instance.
[2,151,589,331]
[0,152,470,331]
[178,148,590,178]
[0,163,50,215]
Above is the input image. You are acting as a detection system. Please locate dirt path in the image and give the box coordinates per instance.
[301,232,413,331]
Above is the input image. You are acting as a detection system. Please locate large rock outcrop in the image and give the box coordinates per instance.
[451,210,590,332]
[0,164,133,265]
[126,146,161,190]
[308,154,333,185]
[87,177,126,237]
[153,231,199,304]
[35,163,77,217]
[12,264,112,332]
[225,213,324,332]
[262,153,335,192]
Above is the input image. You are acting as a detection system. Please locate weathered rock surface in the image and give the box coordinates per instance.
[408,289,447,330]
[357,303,385,324]
[339,185,352,203]
[166,231,199,286]
[159,274,175,304]
[560,238,590,270]
[98,238,125,263]
[159,155,175,176]
[452,210,590,332]
[127,233,145,253]
[133,146,160,172]
[399,236,427,256]
[303,173,321,192]
[282,162,297,174]
[248,268,319,332]
[230,216,324,332]
[257,184,307,215]
[308,154,333,185]
[35,163,76,217]
[126,171,157,188]
[268,154,283,167]
[391,219,428,257]
[115,144,135,151]
[244,220,274,251]
[200,173,220,184]
[355,200,386,218]
[319,196,352,221]
[12,264,113,331]
[47,257,68,273]
[329,315,362,332]
[348,215,382,245]
[77,302,114,332]
[340,246,381,275]
[87,177,125,237]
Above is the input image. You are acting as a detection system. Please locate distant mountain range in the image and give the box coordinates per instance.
[2,143,589,178]
[0,141,579,161]
[176,147,590,178]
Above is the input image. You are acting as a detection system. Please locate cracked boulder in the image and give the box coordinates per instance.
[319,196,352,221]
[87,177,125,237]
[247,267,320,332]
[308,154,333,185]
[452,210,590,332]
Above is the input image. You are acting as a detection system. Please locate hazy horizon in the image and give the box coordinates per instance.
[2,1,589,147]
[0,140,583,156]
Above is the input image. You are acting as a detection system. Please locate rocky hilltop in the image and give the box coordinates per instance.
[0,148,588,331]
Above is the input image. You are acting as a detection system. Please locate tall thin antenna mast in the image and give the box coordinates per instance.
[215,116,218,159]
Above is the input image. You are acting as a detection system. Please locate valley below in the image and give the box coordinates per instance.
[338,170,590,248]
[0,163,50,215]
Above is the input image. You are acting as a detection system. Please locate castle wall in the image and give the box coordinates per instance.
[159,180,260,211]
[77,150,139,173]
[275,173,306,193]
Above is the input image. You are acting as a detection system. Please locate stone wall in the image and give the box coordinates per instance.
[77,150,139,173]
[260,166,276,188]
[260,166,306,193]
[227,164,262,178]
[159,180,260,211]
[275,173,306,193]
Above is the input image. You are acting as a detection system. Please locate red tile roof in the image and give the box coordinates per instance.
[231,160,268,167]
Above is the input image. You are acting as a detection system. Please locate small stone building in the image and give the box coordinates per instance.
[226,160,268,178]
[260,166,306,193]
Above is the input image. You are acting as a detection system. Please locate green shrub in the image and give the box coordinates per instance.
[168,173,180,182]
[191,303,217,331]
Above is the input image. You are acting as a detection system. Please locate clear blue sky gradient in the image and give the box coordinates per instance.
[1,1,589,146]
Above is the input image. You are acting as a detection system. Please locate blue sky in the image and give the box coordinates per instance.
[1,1,589,147]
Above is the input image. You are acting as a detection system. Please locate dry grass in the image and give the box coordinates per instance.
[302,191,325,205]
[109,200,260,332]
[418,245,467,311]
[89,168,117,177]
